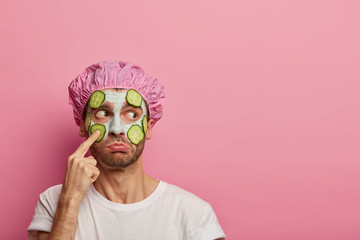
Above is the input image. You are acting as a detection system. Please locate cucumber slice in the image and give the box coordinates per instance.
[126,89,143,107]
[89,90,105,109]
[85,112,91,132]
[142,115,148,134]
[90,124,106,142]
[127,124,144,145]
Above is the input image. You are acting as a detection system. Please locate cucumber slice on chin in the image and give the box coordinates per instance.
[89,90,105,109]
[90,124,106,142]
[142,115,148,134]
[126,89,143,107]
[127,125,144,145]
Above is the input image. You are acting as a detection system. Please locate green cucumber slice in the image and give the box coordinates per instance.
[89,90,105,109]
[142,115,148,134]
[90,124,106,142]
[85,112,91,132]
[126,89,143,107]
[127,124,144,145]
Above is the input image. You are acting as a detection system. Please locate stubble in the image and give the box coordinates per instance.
[90,136,145,169]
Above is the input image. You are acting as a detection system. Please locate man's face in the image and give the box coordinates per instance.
[82,89,150,169]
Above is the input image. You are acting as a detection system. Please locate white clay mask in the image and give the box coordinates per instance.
[86,89,148,144]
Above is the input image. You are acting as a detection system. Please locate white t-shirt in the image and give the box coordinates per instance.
[27,181,225,240]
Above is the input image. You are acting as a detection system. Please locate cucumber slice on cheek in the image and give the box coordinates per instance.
[127,125,144,145]
[90,124,106,142]
[89,90,105,109]
[126,89,146,144]
[126,89,143,107]
[142,115,148,134]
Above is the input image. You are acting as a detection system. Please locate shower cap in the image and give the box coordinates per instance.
[68,61,165,127]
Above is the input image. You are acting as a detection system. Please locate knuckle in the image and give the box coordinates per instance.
[71,158,79,166]
[81,167,88,174]
[85,157,97,165]
[79,161,85,169]
[81,167,89,175]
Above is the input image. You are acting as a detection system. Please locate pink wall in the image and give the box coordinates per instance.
[1,0,359,239]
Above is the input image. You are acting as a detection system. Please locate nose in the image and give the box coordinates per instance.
[108,113,125,136]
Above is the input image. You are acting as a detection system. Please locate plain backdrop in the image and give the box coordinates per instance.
[0,0,359,239]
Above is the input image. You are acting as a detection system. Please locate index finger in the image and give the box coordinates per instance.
[73,131,100,157]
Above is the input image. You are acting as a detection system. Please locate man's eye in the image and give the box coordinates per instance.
[127,112,137,119]
[95,110,109,118]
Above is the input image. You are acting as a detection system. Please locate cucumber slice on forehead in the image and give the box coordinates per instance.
[127,125,144,145]
[126,89,143,107]
[142,115,148,134]
[90,124,106,142]
[89,90,105,109]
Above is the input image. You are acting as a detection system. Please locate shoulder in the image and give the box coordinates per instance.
[162,182,206,201]
[40,184,62,201]
[27,184,63,232]
[159,181,225,238]
[37,184,63,213]
[160,181,212,212]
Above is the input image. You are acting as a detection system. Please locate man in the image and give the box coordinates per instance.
[27,61,226,240]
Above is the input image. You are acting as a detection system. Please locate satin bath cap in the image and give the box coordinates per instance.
[68,61,165,127]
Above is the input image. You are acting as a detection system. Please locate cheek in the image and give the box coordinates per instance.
[87,118,111,142]
[87,115,144,143]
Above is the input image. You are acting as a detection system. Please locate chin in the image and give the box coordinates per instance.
[100,158,138,169]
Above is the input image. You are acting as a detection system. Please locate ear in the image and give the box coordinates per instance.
[145,119,154,140]
[79,120,87,138]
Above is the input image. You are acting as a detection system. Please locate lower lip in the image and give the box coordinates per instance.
[107,145,130,152]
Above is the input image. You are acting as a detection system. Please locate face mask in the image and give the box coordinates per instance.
[85,89,148,145]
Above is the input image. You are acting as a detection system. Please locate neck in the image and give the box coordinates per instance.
[93,155,159,204]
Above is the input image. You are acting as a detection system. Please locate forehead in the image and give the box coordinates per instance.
[87,88,147,112]
[103,90,127,103]
[100,89,146,112]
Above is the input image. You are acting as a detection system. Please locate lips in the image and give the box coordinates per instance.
[107,143,130,152]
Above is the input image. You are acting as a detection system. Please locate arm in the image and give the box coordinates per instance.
[47,131,101,239]
[48,194,82,239]
[37,231,50,240]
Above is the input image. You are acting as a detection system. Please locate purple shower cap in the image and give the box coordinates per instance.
[68,61,165,127]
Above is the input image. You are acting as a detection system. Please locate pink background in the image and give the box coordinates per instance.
[1,0,359,239]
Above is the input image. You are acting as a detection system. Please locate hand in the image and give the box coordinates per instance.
[61,131,101,203]
[48,131,100,239]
